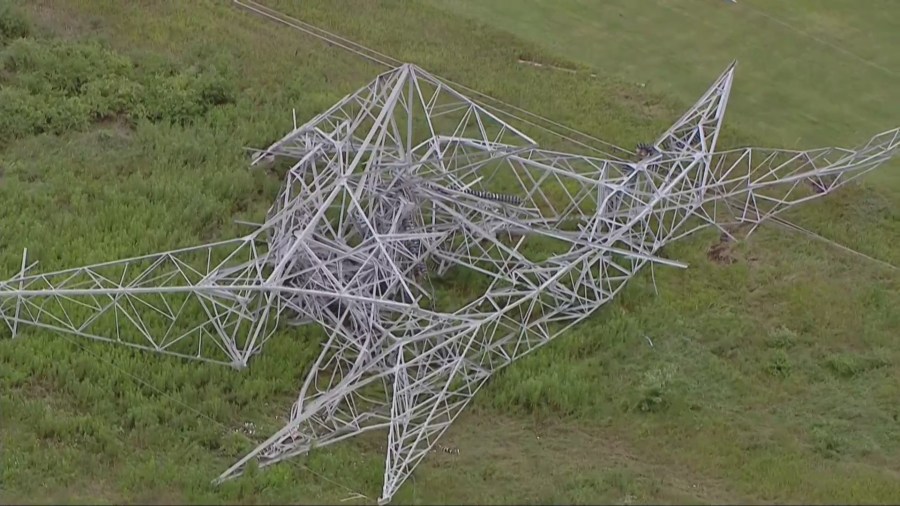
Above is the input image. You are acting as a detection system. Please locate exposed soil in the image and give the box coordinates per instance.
[707,229,739,265]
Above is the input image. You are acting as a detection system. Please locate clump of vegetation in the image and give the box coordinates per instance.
[635,363,677,413]
[809,421,848,459]
[0,21,235,145]
[823,351,890,379]
[766,325,798,349]
[766,349,792,378]
[0,0,31,43]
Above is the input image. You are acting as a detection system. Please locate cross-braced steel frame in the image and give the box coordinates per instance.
[2,62,898,504]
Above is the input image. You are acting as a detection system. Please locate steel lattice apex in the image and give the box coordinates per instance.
[1,62,898,504]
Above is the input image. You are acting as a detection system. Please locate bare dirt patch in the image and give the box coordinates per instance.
[708,241,736,265]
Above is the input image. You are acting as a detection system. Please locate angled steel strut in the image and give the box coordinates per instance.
[2,62,898,504]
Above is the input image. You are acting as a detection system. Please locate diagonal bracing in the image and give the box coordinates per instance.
[1,62,898,504]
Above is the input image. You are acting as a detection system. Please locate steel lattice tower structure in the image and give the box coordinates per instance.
[1,62,898,504]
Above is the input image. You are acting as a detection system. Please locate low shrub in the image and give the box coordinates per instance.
[0,28,236,145]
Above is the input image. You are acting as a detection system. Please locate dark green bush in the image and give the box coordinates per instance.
[0,0,30,43]
[2,38,133,94]
[0,32,236,144]
[0,86,48,139]
[44,95,93,134]
[81,76,146,119]
[139,66,235,124]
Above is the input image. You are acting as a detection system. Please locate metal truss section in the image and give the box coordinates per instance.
[2,62,898,504]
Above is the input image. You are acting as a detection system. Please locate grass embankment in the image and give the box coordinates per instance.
[1,0,898,503]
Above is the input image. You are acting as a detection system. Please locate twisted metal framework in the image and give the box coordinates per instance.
[2,62,898,504]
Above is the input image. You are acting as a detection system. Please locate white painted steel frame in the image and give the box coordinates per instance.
[2,63,898,505]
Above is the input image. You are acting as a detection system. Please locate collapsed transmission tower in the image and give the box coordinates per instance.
[1,62,898,504]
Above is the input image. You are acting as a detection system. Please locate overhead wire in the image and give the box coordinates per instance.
[19,1,896,502]
[232,0,898,274]
[739,1,899,78]
[231,0,634,158]
[769,215,898,271]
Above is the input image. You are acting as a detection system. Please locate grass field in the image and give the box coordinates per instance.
[1,0,899,504]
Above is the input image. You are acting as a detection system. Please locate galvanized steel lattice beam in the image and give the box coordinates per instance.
[2,63,898,504]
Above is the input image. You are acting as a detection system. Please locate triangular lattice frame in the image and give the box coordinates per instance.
[2,63,898,504]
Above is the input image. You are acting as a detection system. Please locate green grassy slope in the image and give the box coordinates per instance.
[434,0,900,150]
[1,0,898,504]
[427,0,900,309]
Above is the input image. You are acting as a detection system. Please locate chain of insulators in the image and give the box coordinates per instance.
[423,180,523,206]
[635,142,658,160]
[430,444,460,455]
[459,188,522,206]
